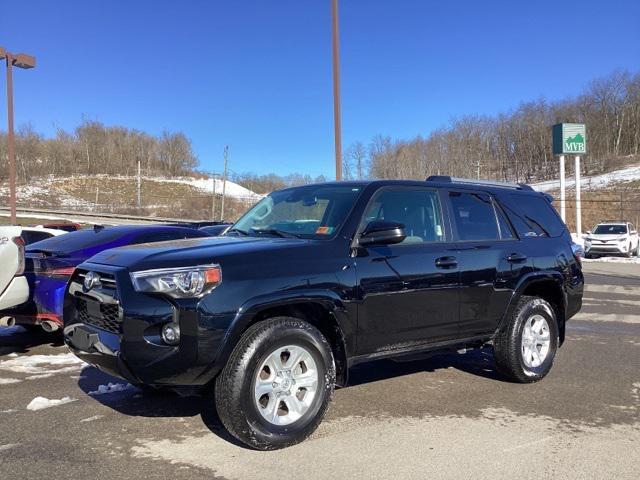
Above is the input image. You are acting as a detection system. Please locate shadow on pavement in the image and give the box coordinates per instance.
[0,325,63,356]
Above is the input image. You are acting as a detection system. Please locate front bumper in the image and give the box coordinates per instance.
[585,243,629,255]
[0,276,29,311]
[63,263,231,387]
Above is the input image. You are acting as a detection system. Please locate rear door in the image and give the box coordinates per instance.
[446,190,528,337]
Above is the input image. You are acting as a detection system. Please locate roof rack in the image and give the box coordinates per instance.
[425,175,533,191]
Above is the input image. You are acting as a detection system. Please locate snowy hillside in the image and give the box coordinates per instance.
[532,164,640,192]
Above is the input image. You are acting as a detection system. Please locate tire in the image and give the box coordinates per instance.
[215,317,335,450]
[493,296,559,383]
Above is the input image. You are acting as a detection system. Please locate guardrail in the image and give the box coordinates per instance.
[0,206,200,224]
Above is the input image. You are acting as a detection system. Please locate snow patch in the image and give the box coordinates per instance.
[80,415,104,423]
[533,164,640,192]
[88,382,137,396]
[26,396,77,411]
[0,353,86,376]
[0,378,22,385]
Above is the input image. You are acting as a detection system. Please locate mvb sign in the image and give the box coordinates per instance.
[553,123,586,155]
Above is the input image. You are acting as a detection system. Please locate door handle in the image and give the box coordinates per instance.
[435,256,458,269]
[506,253,527,263]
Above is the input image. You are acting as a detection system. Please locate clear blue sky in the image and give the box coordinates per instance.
[2,0,639,178]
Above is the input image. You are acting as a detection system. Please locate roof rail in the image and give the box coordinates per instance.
[425,175,533,191]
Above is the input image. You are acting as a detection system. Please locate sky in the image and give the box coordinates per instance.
[1,0,639,179]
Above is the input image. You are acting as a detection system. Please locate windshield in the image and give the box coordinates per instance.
[232,184,363,239]
[593,224,627,235]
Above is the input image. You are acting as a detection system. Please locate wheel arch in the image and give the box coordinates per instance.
[221,292,352,387]
[498,272,567,345]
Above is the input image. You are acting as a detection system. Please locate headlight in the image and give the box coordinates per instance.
[617,236,628,242]
[130,264,221,299]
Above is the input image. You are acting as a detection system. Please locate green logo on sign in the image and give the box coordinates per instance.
[565,133,585,153]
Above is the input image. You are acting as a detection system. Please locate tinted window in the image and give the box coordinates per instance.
[503,194,566,238]
[361,187,444,244]
[594,224,627,235]
[495,204,516,240]
[449,192,500,241]
[21,231,53,245]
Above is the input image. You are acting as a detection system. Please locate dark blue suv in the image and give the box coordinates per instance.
[64,178,584,450]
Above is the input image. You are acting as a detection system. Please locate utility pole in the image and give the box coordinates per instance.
[136,160,141,209]
[211,173,217,220]
[220,146,229,221]
[1,48,36,224]
[475,159,481,179]
[331,0,342,180]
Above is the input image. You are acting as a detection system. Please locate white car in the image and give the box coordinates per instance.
[0,227,29,313]
[584,221,639,258]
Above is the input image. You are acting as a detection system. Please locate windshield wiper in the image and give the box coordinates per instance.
[225,227,249,236]
[250,228,301,238]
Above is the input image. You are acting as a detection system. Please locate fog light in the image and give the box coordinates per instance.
[161,323,181,345]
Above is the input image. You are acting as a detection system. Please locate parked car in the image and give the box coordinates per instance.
[199,223,232,236]
[19,226,68,245]
[4,225,211,332]
[37,221,82,232]
[64,178,584,450]
[0,227,28,317]
[584,221,639,258]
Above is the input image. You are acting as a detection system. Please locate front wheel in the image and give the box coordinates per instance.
[493,296,559,383]
[215,317,335,450]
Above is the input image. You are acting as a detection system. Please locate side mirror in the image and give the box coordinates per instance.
[358,220,406,247]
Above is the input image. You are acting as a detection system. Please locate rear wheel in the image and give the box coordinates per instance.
[493,296,559,383]
[215,317,335,450]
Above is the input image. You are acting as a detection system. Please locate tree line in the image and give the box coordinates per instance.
[345,70,640,183]
[0,120,198,181]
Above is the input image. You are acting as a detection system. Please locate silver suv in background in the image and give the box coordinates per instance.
[584,221,639,258]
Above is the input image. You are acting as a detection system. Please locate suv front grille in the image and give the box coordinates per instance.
[76,297,121,333]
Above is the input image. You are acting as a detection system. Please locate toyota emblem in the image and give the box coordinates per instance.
[83,271,101,291]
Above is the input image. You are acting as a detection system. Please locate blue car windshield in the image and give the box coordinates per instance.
[232,184,364,239]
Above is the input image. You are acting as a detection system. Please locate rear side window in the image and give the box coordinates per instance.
[503,194,566,238]
[21,231,53,245]
[449,192,500,241]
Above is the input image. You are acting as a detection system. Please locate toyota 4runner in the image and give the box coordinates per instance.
[64,177,584,450]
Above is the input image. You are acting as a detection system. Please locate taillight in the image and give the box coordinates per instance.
[43,266,76,278]
[571,243,584,267]
[12,237,25,276]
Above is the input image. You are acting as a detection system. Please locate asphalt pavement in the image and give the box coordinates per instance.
[0,261,638,480]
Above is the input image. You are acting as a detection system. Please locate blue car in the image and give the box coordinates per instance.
[8,224,210,332]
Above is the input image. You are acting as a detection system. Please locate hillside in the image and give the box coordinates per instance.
[0,175,262,222]
[532,163,640,231]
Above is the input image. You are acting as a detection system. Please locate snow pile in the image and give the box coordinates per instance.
[0,353,86,376]
[533,164,640,192]
[88,382,136,396]
[26,396,77,411]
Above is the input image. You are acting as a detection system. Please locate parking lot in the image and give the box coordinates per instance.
[0,261,638,480]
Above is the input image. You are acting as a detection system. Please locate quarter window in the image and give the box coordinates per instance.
[449,192,500,241]
[361,188,444,244]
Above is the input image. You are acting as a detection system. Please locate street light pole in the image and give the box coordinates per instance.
[1,47,36,224]
[331,0,342,180]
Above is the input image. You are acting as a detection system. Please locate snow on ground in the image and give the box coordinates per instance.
[0,353,86,376]
[148,176,263,200]
[26,396,77,411]
[533,164,640,192]
[88,382,137,396]
[0,378,22,385]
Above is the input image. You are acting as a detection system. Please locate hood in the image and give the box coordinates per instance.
[85,235,309,270]
[588,234,628,241]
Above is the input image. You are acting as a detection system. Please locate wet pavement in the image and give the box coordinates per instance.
[0,262,638,479]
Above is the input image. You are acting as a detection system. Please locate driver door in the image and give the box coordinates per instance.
[355,186,460,355]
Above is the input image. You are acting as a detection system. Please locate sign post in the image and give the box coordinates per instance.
[553,123,586,235]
